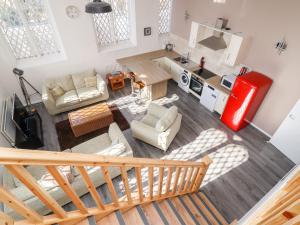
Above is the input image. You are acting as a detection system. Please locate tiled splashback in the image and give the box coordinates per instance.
[167,33,241,77]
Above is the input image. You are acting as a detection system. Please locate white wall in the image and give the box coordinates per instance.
[171,0,300,136]
[0,0,164,102]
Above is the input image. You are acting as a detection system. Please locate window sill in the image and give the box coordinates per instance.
[98,40,136,53]
[17,53,67,69]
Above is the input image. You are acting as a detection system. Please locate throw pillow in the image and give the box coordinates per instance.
[84,76,97,88]
[155,106,178,132]
[50,86,65,99]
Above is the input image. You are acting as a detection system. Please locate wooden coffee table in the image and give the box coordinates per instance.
[68,103,113,137]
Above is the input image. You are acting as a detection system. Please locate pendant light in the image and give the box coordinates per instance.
[85,0,112,14]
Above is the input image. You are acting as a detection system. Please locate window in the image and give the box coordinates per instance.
[159,0,173,34]
[0,0,61,61]
[92,0,130,47]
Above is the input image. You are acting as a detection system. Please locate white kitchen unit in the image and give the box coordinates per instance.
[152,57,181,83]
[224,34,244,66]
[270,99,300,164]
[200,83,218,112]
[188,21,244,66]
[214,90,229,115]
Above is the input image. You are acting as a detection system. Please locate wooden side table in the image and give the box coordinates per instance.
[107,72,125,91]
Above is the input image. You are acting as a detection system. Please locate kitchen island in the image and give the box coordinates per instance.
[117,50,180,100]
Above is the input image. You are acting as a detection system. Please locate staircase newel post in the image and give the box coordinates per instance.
[192,156,212,192]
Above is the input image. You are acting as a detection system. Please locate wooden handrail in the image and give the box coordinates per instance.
[0,147,212,225]
[0,148,207,167]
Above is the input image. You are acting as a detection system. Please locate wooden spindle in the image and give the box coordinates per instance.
[0,187,42,223]
[46,166,88,214]
[178,167,188,192]
[172,167,182,194]
[193,156,212,191]
[158,167,164,196]
[120,166,132,204]
[165,167,173,195]
[5,165,66,218]
[183,167,194,192]
[148,167,154,199]
[189,167,200,191]
[135,167,143,202]
[101,166,119,206]
[77,166,105,210]
[0,210,14,225]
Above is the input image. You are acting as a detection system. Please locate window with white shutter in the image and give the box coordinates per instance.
[0,0,62,62]
[92,0,131,47]
[159,0,173,34]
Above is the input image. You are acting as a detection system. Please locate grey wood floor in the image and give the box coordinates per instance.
[36,80,295,222]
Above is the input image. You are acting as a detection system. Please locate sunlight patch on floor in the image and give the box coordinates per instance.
[201,144,249,186]
[163,128,228,161]
[108,94,179,115]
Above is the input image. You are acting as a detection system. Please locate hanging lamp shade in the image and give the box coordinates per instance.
[85,0,112,14]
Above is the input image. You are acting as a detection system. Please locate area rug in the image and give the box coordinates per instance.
[55,105,130,150]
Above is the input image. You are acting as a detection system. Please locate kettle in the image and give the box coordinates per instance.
[165,43,175,51]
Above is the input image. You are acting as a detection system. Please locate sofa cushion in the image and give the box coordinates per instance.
[56,90,80,108]
[141,114,159,128]
[84,76,97,88]
[50,86,65,99]
[46,75,75,92]
[77,87,101,101]
[13,166,47,187]
[71,133,112,154]
[72,69,96,90]
[155,106,178,132]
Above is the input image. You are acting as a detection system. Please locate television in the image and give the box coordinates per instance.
[11,93,28,133]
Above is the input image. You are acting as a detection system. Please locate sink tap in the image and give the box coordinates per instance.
[186,52,191,62]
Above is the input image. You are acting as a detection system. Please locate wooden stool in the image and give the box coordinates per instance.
[133,81,145,105]
[107,72,125,91]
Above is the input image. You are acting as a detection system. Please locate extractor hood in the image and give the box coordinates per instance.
[199,18,228,51]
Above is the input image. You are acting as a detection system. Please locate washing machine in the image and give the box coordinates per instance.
[178,69,191,93]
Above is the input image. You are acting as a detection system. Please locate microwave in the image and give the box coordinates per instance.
[221,74,237,90]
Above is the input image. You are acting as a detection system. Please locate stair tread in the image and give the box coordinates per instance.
[141,203,165,225]
[171,197,197,225]
[122,207,144,225]
[158,200,181,225]
[97,212,120,225]
[198,192,229,225]
[181,195,209,225]
[191,194,220,225]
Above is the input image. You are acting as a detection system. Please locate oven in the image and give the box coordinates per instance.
[189,74,204,98]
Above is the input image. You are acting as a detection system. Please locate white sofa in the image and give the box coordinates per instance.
[131,103,182,151]
[2,123,133,219]
[42,69,109,115]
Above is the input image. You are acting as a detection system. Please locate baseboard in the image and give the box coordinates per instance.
[250,122,271,138]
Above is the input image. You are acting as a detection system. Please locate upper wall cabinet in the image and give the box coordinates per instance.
[188,21,244,67]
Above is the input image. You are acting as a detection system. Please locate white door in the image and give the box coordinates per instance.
[214,90,229,115]
[200,83,218,112]
[270,99,300,164]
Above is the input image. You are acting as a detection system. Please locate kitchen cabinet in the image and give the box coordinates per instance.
[224,34,243,66]
[214,90,229,115]
[169,60,182,83]
[200,83,218,112]
[152,57,181,83]
[189,21,199,48]
[270,99,300,164]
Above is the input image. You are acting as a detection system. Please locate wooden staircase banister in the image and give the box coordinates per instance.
[0,147,209,167]
[0,147,212,225]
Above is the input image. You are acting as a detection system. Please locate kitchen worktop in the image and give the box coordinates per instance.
[205,75,231,95]
[117,50,199,85]
[117,49,230,95]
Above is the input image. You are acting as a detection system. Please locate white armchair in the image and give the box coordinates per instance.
[131,103,182,151]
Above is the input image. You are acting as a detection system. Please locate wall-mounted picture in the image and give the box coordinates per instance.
[144,27,151,36]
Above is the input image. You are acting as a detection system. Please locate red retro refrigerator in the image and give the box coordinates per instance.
[221,71,273,131]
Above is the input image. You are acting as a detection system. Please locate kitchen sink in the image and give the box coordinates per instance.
[174,56,189,64]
